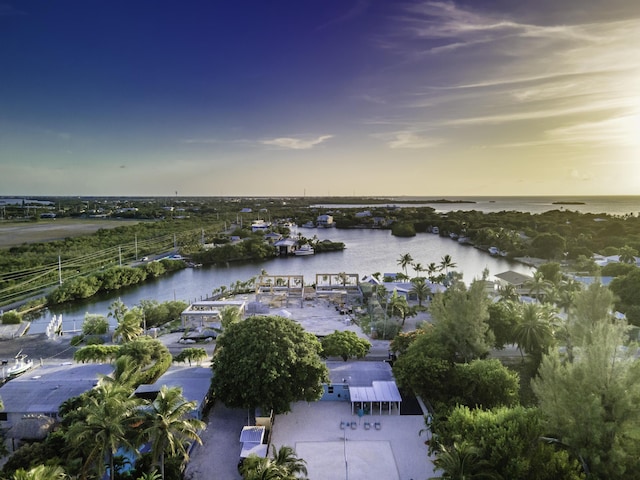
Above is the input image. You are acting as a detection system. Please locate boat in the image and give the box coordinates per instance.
[294,245,315,256]
[6,352,34,378]
[301,221,315,228]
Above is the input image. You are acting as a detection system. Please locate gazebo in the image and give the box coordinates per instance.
[348,381,402,415]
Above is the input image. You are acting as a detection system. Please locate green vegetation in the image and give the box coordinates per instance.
[394,271,640,479]
[211,315,328,413]
[321,330,371,361]
[1,310,21,325]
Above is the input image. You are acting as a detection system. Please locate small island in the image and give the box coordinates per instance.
[552,201,586,205]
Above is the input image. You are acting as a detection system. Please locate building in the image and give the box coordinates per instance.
[494,270,534,295]
[0,362,113,448]
[181,300,246,330]
[133,364,212,420]
[321,361,402,415]
[316,214,334,227]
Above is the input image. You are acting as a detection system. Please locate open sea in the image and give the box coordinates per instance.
[314,195,640,216]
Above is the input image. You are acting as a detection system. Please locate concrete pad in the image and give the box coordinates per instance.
[271,402,435,480]
[296,440,399,480]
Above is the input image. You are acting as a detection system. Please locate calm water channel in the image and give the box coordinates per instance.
[27,228,534,334]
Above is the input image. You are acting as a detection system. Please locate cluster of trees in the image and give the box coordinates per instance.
[46,260,185,305]
[393,273,640,479]
[2,301,205,480]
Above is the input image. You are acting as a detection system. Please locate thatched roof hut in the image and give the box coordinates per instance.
[7,415,57,441]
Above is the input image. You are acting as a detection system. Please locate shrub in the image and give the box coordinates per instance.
[70,335,85,346]
[1,311,21,325]
[85,335,105,345]
[82,314,109,335]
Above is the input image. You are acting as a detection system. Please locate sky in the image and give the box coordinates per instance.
[1,0,639,197]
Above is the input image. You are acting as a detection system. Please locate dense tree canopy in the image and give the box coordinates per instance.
[532,283,640,479]
[321,330,371,361]
[211,315,328,413]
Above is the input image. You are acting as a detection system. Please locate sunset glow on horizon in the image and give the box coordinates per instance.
[1,1,639,197]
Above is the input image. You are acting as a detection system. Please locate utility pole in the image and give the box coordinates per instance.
[135,234,138,260]
[119,246,122,266]
[58,255,63,285]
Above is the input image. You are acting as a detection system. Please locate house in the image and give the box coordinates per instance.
[321,361,403,415]
[494,270,534,295]
[133,364,212,420]
[273,237,298,255]
[316,214,334,227]
[0,363,113,448]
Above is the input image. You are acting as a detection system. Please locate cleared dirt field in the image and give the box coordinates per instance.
[0,219,142,248]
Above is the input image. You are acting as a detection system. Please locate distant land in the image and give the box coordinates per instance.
[552,201,586,205]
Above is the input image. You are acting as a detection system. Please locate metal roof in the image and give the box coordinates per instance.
[240,425,265,443]
[349,381,402,403]
[0,362,113,416]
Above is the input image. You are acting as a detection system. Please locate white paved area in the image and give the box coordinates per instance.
[270,401,436,480]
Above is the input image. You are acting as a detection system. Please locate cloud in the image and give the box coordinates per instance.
[261,135,334,150]
[374,131,442,149]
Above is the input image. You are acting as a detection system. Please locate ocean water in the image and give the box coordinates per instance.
[314,196,640,216]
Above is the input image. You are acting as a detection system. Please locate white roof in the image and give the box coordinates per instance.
[349,381,402,403]
[239,425,265,443]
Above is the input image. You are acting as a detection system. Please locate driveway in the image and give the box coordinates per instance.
[184,402,247,480]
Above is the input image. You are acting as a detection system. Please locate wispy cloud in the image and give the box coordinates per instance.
[373,131,442,149]
[373,1,640,151]
[261,135,334,150]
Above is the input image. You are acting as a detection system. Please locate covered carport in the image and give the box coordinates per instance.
[349,381,402,415]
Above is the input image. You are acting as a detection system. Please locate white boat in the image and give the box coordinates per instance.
[294,245,315,256]
[301,221,315,228]
[6,352,34,377]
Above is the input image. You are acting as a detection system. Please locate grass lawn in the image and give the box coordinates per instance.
[0,218,143,248]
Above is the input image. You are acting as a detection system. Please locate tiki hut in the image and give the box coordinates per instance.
[7,415,57,447]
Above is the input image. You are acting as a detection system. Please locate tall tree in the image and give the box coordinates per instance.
[430,280,493,362]
[439,254,457,275]
[532,285,640,479]
[211,315,328,413]
[113,308,144,343]
[410,277,431,307]
[140,386,205,480]
[397,253,413,276]
[67,383,141,480]
[618,245,638,264]
[512,303,555,362]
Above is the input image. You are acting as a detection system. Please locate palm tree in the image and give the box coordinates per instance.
[512,303,555,361]
[68,383,141,480]
[270,445,308,478]
[426,262,440,283]
[12,465,67,480]
[439,255,456,275]
[397,253,413,276]
[412,262,424,279]
[619,245,638,264]
[410,277,431,307]
[219,305,242,331]
[496,284,519,303]
[524,271,552,301]
[113,308,143,343]
[136,471,162,480]
[140,385,206,480]
[431,441,499,480]
[240,445,307,480]
[240,457,292,480]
